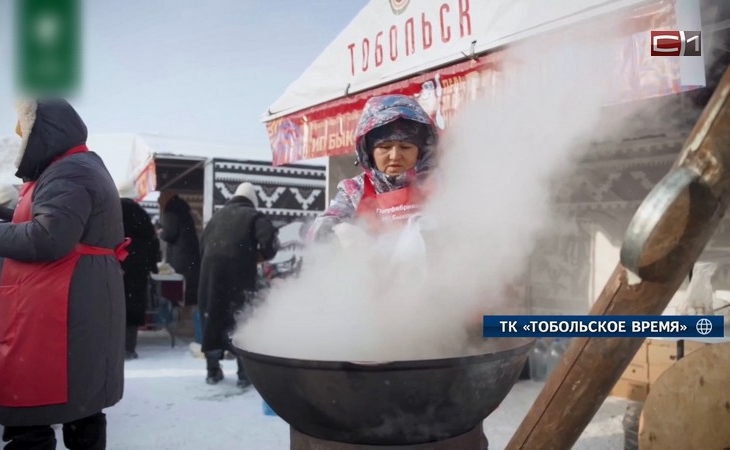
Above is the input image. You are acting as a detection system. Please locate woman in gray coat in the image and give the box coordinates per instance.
[0,99,126,449]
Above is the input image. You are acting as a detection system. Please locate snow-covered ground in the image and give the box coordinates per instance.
[49,331,627,449]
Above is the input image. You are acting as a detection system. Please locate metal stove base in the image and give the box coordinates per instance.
[290,425,488,449]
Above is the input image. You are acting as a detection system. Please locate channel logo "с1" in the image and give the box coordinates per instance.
[650,31,702,56]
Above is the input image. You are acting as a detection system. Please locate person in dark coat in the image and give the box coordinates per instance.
[0,99,126,449]
[121,197,161,360]
[199,182,280,387]
[158,190,200,306]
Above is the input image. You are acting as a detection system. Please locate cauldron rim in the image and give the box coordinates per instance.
[234,337,535,372]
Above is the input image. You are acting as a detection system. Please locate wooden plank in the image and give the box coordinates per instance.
[622,362,649,383]
[505,265,697,450]
[611,378,649,402]
[505,59,730,450]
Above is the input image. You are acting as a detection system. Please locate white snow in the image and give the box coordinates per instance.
[39,332,628,449]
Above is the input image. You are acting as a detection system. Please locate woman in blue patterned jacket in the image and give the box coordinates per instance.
[307,94,439,243]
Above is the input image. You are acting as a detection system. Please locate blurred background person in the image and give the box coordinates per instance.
[121,197,161,360]
[158,190,201,308]
[198,182,279,387]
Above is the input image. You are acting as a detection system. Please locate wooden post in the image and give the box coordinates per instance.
[505,63,730,450]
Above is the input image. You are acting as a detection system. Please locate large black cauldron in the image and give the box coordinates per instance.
[236,338,534,446]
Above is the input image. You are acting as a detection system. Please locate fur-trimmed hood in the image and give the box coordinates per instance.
[14,99,88,181]
[354,94,438,193]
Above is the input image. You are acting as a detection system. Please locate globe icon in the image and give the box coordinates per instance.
[696,318,713,336]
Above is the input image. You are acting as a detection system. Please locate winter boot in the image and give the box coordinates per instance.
[206,367,224,385]
[205,351,225,384]
[125,325,138,352]
[235,355,251,389]
[62,412,107,450]
[2,425,56,450]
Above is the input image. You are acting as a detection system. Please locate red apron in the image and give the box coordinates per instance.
[0,146,131,407]
[355,175,423,232]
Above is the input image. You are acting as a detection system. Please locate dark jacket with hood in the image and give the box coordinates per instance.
[198,195,279,352]
[160,194,201,305]
[306,94,439,242]
[121,197,161,326]
[0,99,125,426]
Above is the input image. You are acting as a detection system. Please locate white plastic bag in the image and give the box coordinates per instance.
[678,262,717,315]
[332,222,371,250]
[388,215,429,284]
[332,217,432,286]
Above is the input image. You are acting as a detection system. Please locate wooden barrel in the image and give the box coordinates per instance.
[639,341,730,449]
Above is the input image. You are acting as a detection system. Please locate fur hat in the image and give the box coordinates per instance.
[233,182,258,208]
[14,99,37,169]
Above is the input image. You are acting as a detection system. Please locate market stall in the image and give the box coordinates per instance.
[120,134,326,230]
[263,0,720,317]
[259,1,730,448]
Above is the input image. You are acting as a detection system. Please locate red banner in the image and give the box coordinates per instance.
[134,160,157,201]
[266,1,694,166]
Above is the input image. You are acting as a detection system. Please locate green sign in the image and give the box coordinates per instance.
[15,0,82,96]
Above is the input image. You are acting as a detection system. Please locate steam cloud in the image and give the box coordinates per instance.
[232,27,667,361]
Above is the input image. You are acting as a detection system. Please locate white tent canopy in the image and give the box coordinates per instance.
[87,133,138,187]
[264,0,656,121]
